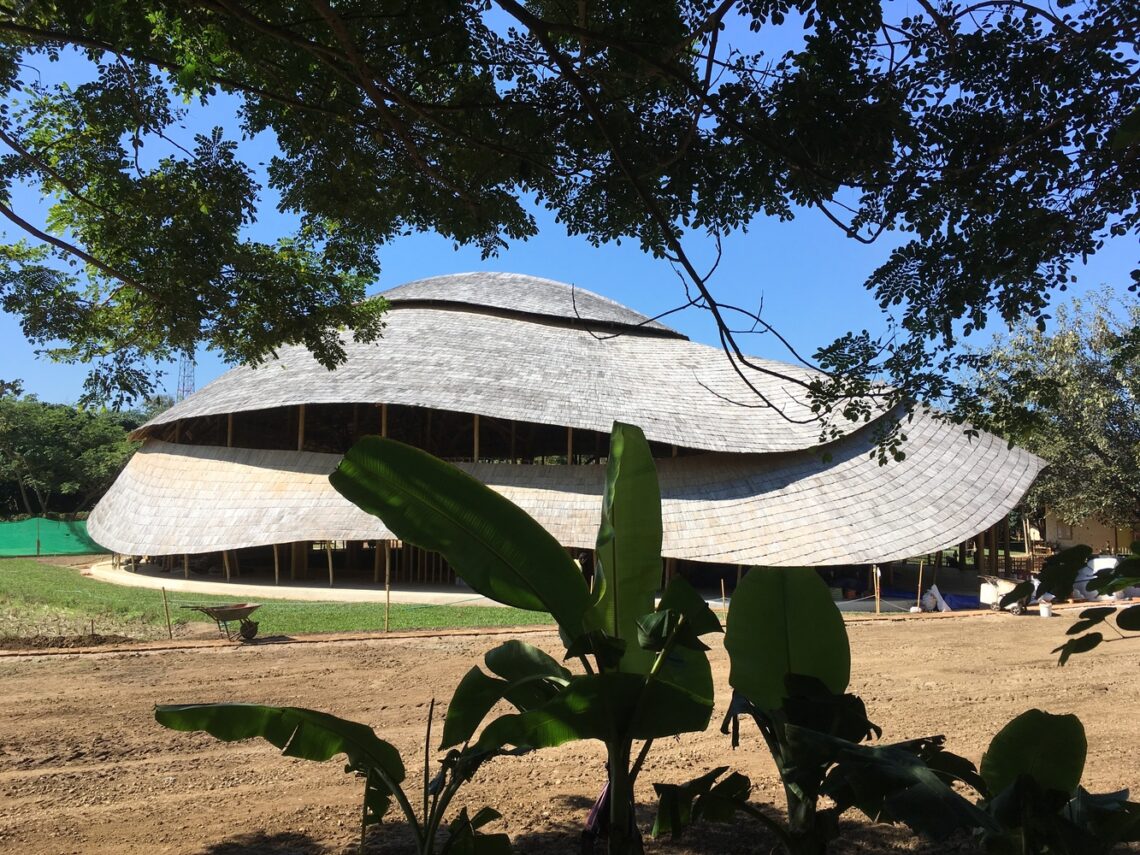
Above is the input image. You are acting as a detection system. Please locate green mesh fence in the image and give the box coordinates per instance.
[0,518,107,557]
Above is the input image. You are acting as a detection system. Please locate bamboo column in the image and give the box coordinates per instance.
[226,413,233,447]
[381,403,388,437]
[183,554,189,580]
[1002,518,1012,575]
[297,404,306,451]
[222,550,231,581]
[989,525,999,574]
[326,543,334,588]
[273,544,280,585]
[566,426,573,464]
[384,542,392,631]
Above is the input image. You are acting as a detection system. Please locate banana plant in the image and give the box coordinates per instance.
[656,566,991,854]
[329,421,722,854]
[155,700,510,854]
[974,708,1140,854]
[156,423,716,853]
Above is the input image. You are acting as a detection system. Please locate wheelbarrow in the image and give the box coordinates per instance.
[182,603,261,640]
[979,576,1038,615]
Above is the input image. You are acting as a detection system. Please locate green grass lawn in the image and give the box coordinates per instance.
[0,558,554,639]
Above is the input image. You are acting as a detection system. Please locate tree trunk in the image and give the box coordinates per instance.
[14,474,32,516]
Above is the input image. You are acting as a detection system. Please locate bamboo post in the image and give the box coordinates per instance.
[720,578,728,614]
[384,542,391,632]
[326,542,334,588]
[566,426,573,464]
[873,564,881,614]
[226,413,233,447]
[273,544,280,585]
[183,553,189,580]
[222,550,231,581]
[381,403,388,437]
[297,404,306,451]
[473,413,480,461]
[161,587,173,640]
[231,550,240,578]
[1002,518,1012,574]
[916,559,924,608]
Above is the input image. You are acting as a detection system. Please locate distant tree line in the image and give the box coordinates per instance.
[0,382,170,517]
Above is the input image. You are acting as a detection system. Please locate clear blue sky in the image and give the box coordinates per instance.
[0,50,1135,405]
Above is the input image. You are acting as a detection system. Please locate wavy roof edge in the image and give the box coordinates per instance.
[379,272,684,337]
[89,411,1045,566]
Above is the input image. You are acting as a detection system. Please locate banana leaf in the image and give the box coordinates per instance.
[724,566,850,712]
[330,436,592,640]
[441,640,572,749]
[589,422,663,674]
[156,703,406,818]
[980,709,1087,798]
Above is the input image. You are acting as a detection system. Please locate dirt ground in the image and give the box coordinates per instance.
[2,612,1138,855]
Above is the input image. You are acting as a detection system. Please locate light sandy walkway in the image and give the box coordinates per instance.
[84,560,501,606]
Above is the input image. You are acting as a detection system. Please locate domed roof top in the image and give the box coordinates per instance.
[380,272,683,338]
[138,273,873,454]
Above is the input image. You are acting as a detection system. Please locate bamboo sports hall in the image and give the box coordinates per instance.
[88,273,1044,588]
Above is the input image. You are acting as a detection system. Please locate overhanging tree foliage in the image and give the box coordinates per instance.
[962,289,1139,528]
[0,1,1135,422]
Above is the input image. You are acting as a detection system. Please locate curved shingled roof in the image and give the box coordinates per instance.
[88,408,1043,566]
[383,272,682,336]
[139,273,852,454]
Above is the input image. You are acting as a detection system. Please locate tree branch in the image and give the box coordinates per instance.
[0,199,150,296]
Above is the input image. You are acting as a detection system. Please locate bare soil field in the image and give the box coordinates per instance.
[2,612,1138,854]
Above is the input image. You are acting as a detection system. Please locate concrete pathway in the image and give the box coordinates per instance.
[85,561,501,606]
